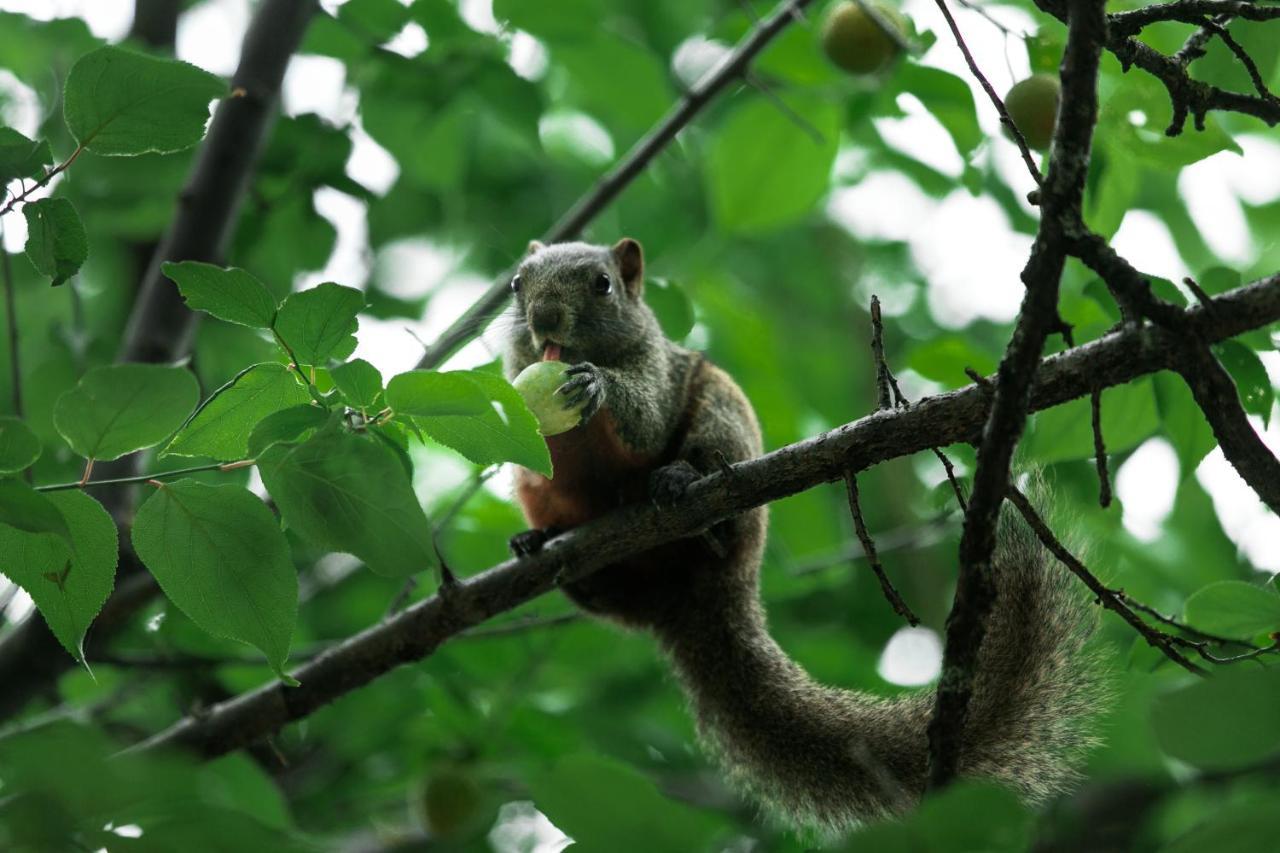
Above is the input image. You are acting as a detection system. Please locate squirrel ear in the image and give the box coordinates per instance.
[612,238,644,297]
[526,240,546,256]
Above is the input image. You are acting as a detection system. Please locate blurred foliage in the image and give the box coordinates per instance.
[0,0,1278,851]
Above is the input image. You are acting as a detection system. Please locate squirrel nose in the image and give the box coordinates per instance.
[530,303,565,336]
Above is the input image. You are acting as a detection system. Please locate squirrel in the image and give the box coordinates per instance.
[503,238,1104,833]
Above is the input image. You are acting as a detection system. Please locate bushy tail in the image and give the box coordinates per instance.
[660,502,1107,835]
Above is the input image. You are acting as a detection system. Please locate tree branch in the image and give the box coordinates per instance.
[1110,0,1280,34]
[126,273,1280,760]
[1034,0,1280,132]
[0,0,317,723]
[1071,230,1280,515]
[413,0,817,370]
[926,0,1108,794]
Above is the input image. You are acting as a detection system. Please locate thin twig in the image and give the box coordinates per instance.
[1117,591,1261,648]
[1090,387,1112,508]
[843,471,920,625]
[1199,17,1280,102]
[38,461,237,492]
[745,72,828,145]
[869,296,896,411]
[0,144,84,217]
[933,0,1044,186]
[1005,485,1207,676]
[387,466,500,617]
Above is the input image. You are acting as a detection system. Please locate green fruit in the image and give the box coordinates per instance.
[413,769,482,838]
[1004,74,1061,150]
[512,361,584,436]
[820,0,908,75]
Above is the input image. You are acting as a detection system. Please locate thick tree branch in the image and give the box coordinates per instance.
[0,0,317,723]
[414,0,816,370]
[127,274,1280,760]
[118,0,316,364]
[926,0,1108,794]
[1110,0,1280,33]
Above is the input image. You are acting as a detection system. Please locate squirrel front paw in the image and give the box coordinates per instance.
[509,527,561,557]
[557,362,606,421]
[649,460,702,509]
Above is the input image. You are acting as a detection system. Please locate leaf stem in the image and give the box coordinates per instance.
[0,224,22,421]
[0,144,85,218]
[38,460,247,492]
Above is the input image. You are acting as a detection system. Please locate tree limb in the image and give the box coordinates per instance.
[1034,0,1280,132]
[926,0,1108,794]
[414,0,817,370]
[126,273,1280,760]
[0,0,318,723]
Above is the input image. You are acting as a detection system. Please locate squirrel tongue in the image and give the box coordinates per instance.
[542,342,563,362]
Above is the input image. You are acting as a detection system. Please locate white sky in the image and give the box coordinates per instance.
[1,0,1278,699]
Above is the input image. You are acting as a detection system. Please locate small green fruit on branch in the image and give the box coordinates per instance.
[1004,74,1061,150]
[821,0,911,75]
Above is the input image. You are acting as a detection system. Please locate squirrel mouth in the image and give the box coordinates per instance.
[542,340,564,362]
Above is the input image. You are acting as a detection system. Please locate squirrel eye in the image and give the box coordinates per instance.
[510,274,522,294]
[593,273,612,296]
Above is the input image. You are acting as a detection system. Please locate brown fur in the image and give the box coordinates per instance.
[505,239,1105,834]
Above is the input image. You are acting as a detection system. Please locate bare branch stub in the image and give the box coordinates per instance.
[1090,388,1112,508]
[843,471,920,625]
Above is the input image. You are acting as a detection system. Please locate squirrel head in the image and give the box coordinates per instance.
[507,238,658,367]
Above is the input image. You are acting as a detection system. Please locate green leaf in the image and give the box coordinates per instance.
[1184,581,1280,640]
[385,370,492,417]
[645,278,694,341]
[164,363,311,461]
[63,45,225,156]
[54,364,199,462]
[23,197,87,286]
[0,416,41,474]
[0,490,117,664]
[331,358,384,410]
[0,479,72,544]
[1165,804,1280,853]
[1024,379,1159,463]
[1154,372,1216,476]
[896,63,982,159]
[1214,340,1273,424]
[706,93,840,234]
[414,371,552,476]
[161,261,278,329]
[908,336,998,388]
[338,0,410,42]
[131,480,297,676]
[257,427,435,578]
[1152,666,1280,770]
[246,405,330,458]
[0,127,52,182]
[1198,266,1241,296]
[273,282,364,366]
[526,754,723,852]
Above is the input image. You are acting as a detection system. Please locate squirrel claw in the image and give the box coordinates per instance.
[649,460,702,509]
[558,362,605,421]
